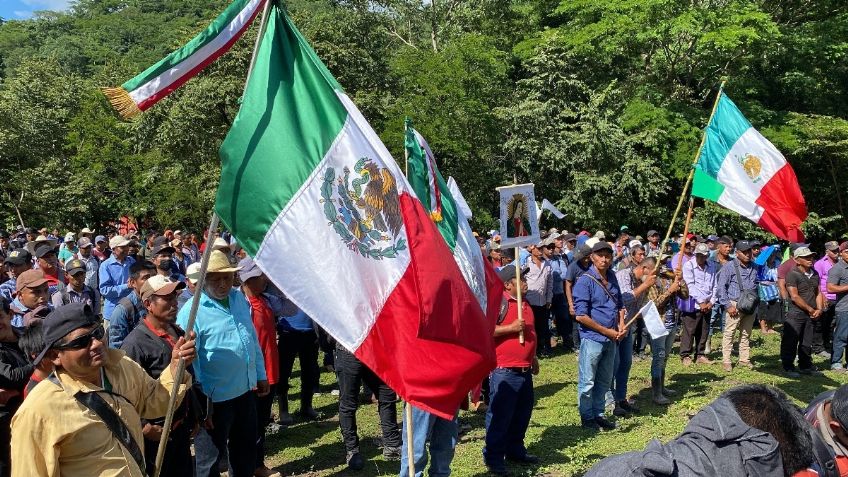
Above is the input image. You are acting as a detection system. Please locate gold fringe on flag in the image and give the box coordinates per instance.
[429,210,443,222]
[101,87,142,119]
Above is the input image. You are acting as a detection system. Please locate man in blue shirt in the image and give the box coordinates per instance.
[108,260,156,349]
[0,250,31,302]
[98,235,136,320]
[548,233,572,352]
[177,249,268,477]
[565,244,592,351]
[573,242,625,431]
[716,240,759,372]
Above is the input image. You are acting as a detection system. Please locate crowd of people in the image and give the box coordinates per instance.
[0,224,844,476]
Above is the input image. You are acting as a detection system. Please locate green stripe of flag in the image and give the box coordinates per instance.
[405,123,458,250]
[215,6,347,256]
[696,93,753,178]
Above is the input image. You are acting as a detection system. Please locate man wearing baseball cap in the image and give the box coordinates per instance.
[715,240,759,371]
[9,270,51,329]
[57,233,77,267]
[573,242,625,430]
[98,235,137,321]
[121,276,194,477]
[92,235,110,262]
[10,303,196,477]
[484,265,538,475]
[0,250,31,302]
[782,247,825,378]
[681,243,717,366]
[50,259,99,314]
[828,242,848,371]
[813,241,841,359]
[74,237,100,295]
[645,230,661,254]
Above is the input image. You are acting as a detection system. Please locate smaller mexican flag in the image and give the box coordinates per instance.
[103,0,266,118]
[692,93,807,242]
[405,121,503,321]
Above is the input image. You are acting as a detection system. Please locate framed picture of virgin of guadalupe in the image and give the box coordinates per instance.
[496,183,539,248]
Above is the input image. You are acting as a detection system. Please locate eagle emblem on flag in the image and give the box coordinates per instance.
[739,153,763,183]
[320,158,407,260]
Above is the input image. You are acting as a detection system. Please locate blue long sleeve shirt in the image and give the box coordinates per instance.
[98,255,135,319]
[177,288,267,402]
[573,266,624,343]
[715,258,758,307]
[107,292,146,349]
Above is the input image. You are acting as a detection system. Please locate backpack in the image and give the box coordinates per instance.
[809,429,839,477]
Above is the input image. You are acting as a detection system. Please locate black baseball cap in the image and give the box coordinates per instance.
[592,241,613,253]
[735,240,754,252]
[33,303,99,364]
[4,248,31,266]
[497,265,529,283]
[33,243,55,258]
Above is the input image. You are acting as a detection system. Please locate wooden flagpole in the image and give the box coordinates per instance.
[152,1,274,476]
[623,82,725,331]
[652,81,725,275]
[513,173,525,345]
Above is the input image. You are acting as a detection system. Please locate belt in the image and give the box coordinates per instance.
[497,366,531,373]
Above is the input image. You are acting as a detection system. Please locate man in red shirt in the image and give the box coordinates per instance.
[483,266,539,476]
[239,258,281,477]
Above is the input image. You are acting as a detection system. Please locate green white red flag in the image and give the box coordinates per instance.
[104,0,266,118]
[214,3,495,419]
[692,93,807,241]
[405,121,503,324]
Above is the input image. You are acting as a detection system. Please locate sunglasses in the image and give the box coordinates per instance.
[55,324,105,351]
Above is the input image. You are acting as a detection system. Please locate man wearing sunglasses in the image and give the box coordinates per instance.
[10,302,196,477]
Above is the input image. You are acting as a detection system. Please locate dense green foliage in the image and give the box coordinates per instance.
[1,0,846,242]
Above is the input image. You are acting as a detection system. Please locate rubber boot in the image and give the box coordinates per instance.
[652,378,670,405]
[661,371,677,397]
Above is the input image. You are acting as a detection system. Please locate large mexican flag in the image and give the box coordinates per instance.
[692,93,807,242]
[215,3,495,418]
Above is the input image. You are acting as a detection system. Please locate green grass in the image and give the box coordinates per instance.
[265,330,848,476]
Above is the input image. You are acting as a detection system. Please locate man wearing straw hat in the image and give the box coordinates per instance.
[176,249,268,477]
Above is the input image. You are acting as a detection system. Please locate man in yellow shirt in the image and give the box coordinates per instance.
[10,302,196,477]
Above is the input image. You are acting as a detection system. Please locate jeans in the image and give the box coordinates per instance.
[400,405,458,477]
[204,391,258,477]
[577,338,616,421]
[531,305,551,355]
[611,332,633,402]
[194,427,219,477]
[833,310,848,368]
[650,325,677,378]
[709,304,726,337]
[551,294,571,349]
[335,346,401,452]
[679,311,709,359]
[277,329,320,413]
[483,369,534,468]
[781,314,813,371]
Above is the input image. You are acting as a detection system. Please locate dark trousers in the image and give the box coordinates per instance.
[781,314,814,371]
[335,347,401,452]
[531,305,551,355]
[277,329,320,413]
[633,318,650,355]
[812,301,836,354]
[144,423,193,477]
[256,384,277,468]
[679,310,709,359]
[551,294,571,350]
[483,368,533,467]
[207,392,258,477]
[0,415,10,477]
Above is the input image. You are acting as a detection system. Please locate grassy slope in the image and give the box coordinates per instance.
[265,330,848,476]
